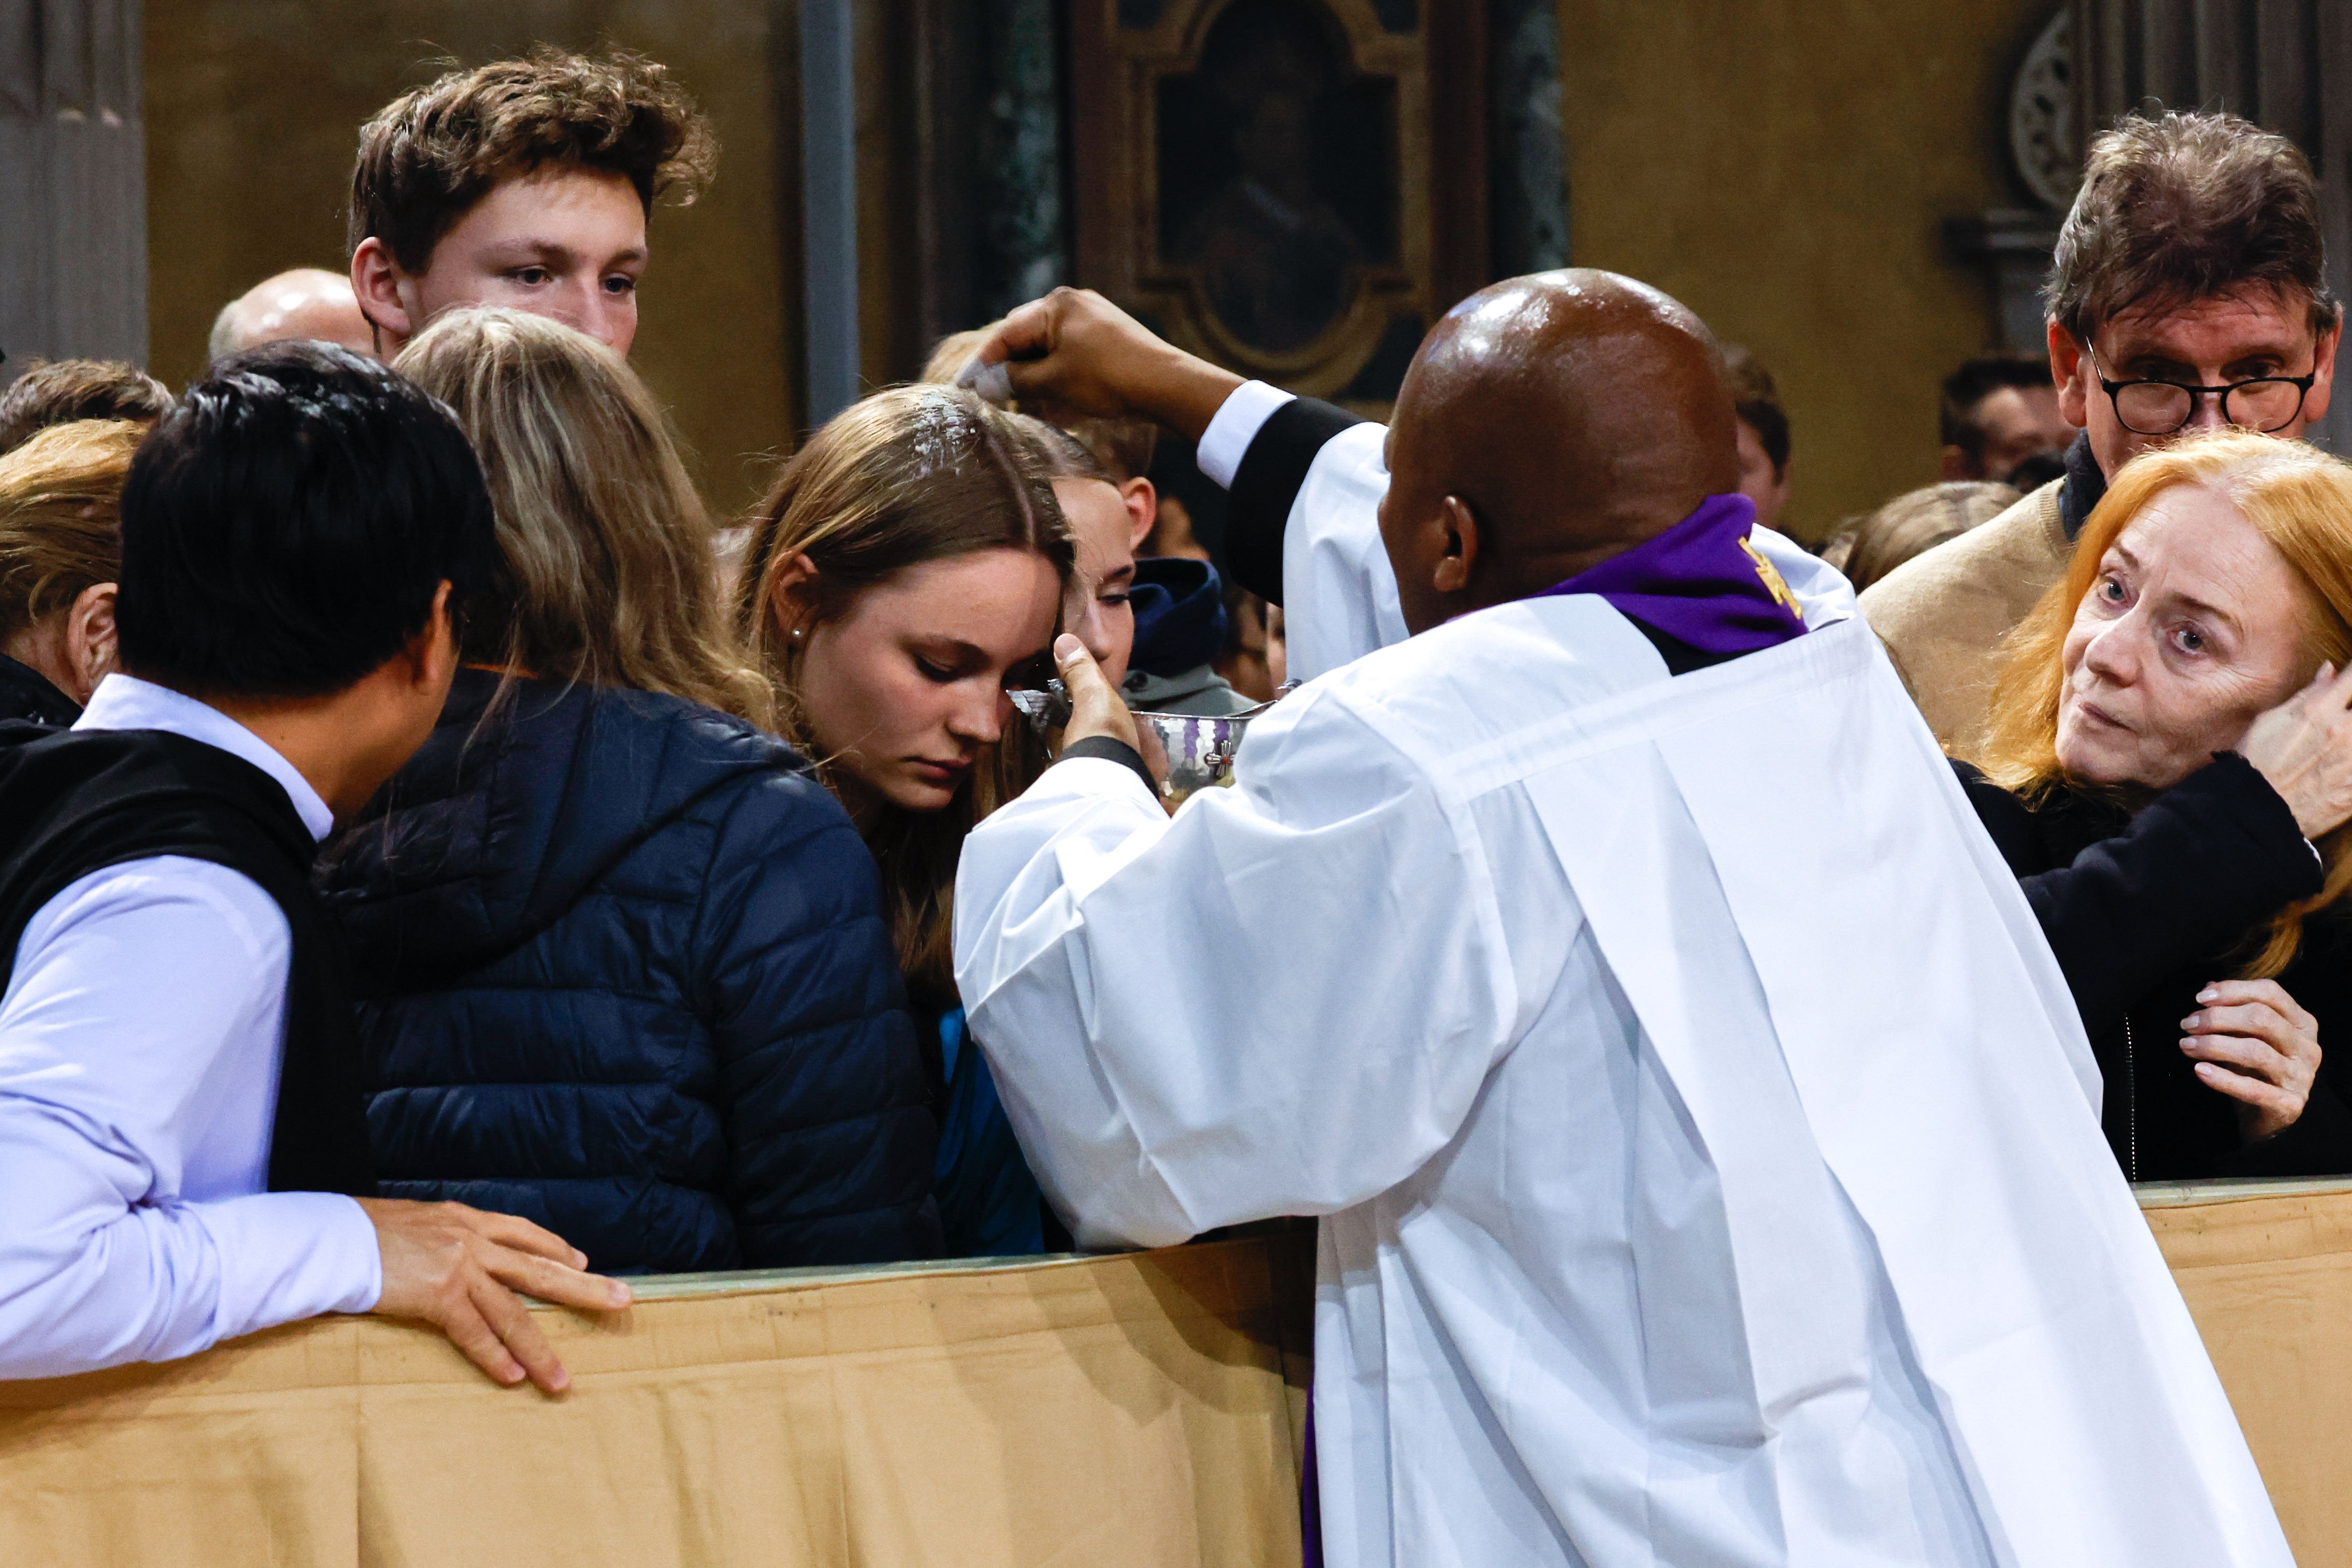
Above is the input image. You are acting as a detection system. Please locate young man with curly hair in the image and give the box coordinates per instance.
[347,47,717,358]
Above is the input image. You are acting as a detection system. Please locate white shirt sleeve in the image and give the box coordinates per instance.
[953,690,1520,1250]
[0,859,383,1380]
[1193,379,1297,490]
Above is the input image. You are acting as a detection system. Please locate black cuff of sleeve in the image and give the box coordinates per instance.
[1058,735,1159,799]
[2199,752,2325,899]
[1226,397,1367,606]
[2217,1080,2352,1178]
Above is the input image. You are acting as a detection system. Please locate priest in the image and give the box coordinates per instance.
[951,275,2292,1566]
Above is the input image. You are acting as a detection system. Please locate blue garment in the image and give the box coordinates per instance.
[931,1007,1045,1257]
[1128,556,1228,676]
[319,669,941,1274]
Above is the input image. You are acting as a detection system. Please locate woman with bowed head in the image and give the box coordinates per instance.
[319,307,939,1273]
[1962,428,2352,1179]
[736,384,1079,1256]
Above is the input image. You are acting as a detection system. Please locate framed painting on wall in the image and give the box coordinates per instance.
[1069,0,1490,410]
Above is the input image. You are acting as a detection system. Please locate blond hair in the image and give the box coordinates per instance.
[918,325,1159,482]
[0,419,142,640]
[736,384,1074,1004]
[1844,481,2018,593]
[1981,429,2352,975]
[394,307,769,724]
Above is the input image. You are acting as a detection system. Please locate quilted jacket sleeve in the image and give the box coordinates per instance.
[692,767,942,1266]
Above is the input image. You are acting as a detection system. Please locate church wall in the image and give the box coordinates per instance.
[143,0,801,517]
[1556,0,2051,540]
[142,2,2051,537]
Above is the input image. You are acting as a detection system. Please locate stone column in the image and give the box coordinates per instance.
[1489,0,1567,277]
[0,0,147,381]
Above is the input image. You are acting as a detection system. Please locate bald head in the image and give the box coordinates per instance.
[209,269,377,362]
[1378,269,1741,633]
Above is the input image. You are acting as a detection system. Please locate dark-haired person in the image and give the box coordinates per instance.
[0,343,627,1388]
[0,420,140,726]
[1722,342,1790,534]
[0,358,171,454]
[1865,110,2342,756]
[1939,355,2072,484]
[347,47,715,358]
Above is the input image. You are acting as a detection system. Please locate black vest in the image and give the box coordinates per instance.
[0,721,375,1195]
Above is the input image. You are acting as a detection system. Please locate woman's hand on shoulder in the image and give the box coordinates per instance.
[2181,977,2322,1143]
[2241,662,2352,838]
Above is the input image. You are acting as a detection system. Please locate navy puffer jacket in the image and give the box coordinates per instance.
[318,670,941,1273]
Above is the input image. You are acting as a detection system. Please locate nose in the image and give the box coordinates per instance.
[947,680,1005,748]
[540,279,628,351]
[2079,611,2143,686]
[2184,386,2233,433]
[1069,595,1114,665]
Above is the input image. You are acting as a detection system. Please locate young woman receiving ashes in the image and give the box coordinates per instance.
[737,385,1082,1256]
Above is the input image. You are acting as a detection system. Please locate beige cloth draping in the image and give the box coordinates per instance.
[2144,1178,2352,1568]
[7,1187,2352,1566]
[0,1233,1314,1568]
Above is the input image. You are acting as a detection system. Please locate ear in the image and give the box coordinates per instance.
[1432,495,1479,597]
[769,553,820,636]
[350,238,416,356]
[1119,476,1158,551]
[2049,321,2092,430]
[2304,318,2343,424]
[62,582,117,705]
[406,581,459,689]
[1939,445,1976,481]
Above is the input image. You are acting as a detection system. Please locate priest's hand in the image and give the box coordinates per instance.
[2241,661,2352,838]
[970,288,1243,442]
[2180,978,2321,1143]
[359,1197,632,1394]
[1055,634,1169,791]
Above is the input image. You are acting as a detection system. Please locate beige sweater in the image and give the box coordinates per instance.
[1857,478,2072,760]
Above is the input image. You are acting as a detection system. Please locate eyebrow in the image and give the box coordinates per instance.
[2112,342,2299,377]
[482,239,648,268]
[2112,543,2243,635]
[2167,589,2241,635]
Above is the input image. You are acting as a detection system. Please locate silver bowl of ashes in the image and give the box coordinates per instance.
[1010,682,1292,805]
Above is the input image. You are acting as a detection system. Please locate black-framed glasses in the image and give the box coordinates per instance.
[2087,345,2316,435]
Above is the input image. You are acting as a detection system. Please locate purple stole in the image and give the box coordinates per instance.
[1530,492,1808,654]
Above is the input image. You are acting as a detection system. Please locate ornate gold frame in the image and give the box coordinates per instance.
[1071,0,1476,404]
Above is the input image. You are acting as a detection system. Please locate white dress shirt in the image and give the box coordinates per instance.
[0,675,382,1380]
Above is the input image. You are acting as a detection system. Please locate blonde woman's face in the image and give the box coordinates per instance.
[791,548,1063,815]
[2057,483,2311,792]
[1055,477,1137,689]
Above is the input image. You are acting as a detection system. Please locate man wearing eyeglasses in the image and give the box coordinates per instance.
[1864,109,2342,755]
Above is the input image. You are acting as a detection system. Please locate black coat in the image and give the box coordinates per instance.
[1956,754,2352,1180]
[0,654,78,727]
[318,670,942,1273]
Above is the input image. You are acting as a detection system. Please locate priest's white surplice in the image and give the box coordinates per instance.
[953,423,2291,1565]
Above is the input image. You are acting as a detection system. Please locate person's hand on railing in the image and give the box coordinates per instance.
[2180,978,2322,1144]
[359,1198,631,1394]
